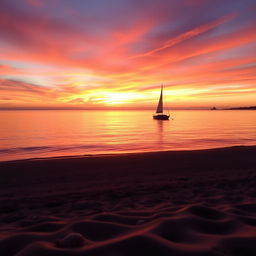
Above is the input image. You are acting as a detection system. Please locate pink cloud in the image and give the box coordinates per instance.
[26,0,43,7]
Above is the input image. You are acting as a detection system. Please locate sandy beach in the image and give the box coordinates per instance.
[0,146,256,256]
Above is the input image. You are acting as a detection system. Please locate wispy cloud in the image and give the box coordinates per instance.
[131,13,238,59]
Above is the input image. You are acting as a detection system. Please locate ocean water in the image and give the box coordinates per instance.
[0,110,255,161]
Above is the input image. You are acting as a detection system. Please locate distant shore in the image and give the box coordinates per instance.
[1,145,256,255]
[211,106,256,110]
[226,106,256,110]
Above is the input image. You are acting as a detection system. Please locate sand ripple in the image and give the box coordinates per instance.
[1,201,256,256]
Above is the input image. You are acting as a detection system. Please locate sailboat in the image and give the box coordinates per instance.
[153,84,170,120]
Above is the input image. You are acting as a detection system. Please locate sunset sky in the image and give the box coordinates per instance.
[0,0,256,109]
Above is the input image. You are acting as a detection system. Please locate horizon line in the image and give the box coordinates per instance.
[0,106,255,111]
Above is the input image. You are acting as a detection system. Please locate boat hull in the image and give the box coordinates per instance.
[153,114,170,120]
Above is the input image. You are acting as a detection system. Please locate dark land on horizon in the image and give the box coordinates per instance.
[227,106,256,110]
[0,146,256,255]
[211,106,256,110]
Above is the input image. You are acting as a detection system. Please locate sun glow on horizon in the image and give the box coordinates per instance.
[99,92,144,105]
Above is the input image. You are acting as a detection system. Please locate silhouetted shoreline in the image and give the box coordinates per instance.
[226,106,256,110]
[210,106,256,110]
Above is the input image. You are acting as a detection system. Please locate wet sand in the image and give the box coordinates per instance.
[0,146,256,256]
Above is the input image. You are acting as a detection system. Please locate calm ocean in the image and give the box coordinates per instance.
[0,110,255,161]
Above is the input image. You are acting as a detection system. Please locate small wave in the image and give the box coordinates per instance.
[0,146,53,154]
[0,144,119,155]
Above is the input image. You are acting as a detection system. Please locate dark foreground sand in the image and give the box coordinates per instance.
[0,146,256,256]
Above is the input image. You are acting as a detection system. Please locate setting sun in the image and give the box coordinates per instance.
[100,92,144,105]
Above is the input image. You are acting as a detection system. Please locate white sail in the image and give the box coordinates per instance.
[156,84,163,113]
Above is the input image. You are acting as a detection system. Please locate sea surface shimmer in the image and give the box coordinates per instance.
[0,110,255,161]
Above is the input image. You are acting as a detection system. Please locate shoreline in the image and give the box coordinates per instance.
[1,144,255,164]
